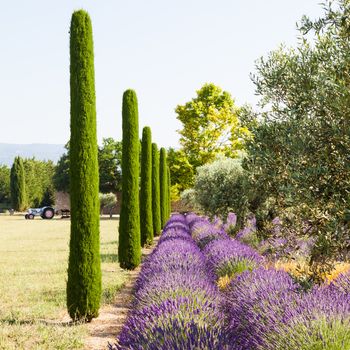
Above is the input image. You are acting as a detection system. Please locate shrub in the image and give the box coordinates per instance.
[203,238,263,279]
[110,297,226,350]
[194,156,248,225]
[118,89,141,270]
[99,192,117,216]
[140,127,153,246]
[263,286,350,350]
[223,268,300,350]
[67,9,101,321]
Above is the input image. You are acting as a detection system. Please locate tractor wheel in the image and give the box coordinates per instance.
[42,207,54,219]
[28,214,35,220]
[25,214,29,219]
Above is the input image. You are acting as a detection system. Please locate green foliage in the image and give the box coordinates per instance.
[99,192,117,216]
[67,9,101,321]
[167,148,194,193]
[10,157,26,211]
[118,89,141,269]
[0,165,11,205]
[98,138,122,193]
[175,83,250,170]
[246,0,350,267]
[53,143,70,193]
[23,158,55,208]
[140,127,153,246]
[152,143,161,236]
[193,156,248,226]
[40,186,55,207]
[159,148,168,227]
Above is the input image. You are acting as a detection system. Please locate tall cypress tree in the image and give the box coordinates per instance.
[67,10,101,322]
[159,148,168,227]
[118,89,141,269]
[167,166,171,218]
[10,156,26,211]
[152,143,161,236]
[140,126,153,246]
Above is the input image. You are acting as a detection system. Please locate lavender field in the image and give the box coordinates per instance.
[109,213,350,350]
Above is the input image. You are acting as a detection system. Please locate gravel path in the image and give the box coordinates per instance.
[84,238,159,350]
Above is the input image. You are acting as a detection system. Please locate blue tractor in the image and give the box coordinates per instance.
[24,206,55,220]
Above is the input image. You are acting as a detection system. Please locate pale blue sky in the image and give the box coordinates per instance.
[0,1,324,147]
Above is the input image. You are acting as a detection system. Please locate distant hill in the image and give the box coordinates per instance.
[0,143,65,167]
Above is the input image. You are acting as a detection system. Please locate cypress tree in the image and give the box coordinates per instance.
[167,166,171,218]
[10,156,26,211]
[67,10,101,322]
[159,147,168,227]
[152,143,161,236]
[118,89,141,269]
[140,126,153,246]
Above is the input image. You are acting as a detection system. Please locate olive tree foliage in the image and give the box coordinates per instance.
[245,0,350,273]
[99,192,117,217]
[191,155,248,227]
[175,83,250,170]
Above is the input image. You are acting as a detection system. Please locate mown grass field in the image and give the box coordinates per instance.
[0,214,128,350]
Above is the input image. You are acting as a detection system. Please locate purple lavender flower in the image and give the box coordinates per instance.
[110,297,227,350]
[222,212,237,233]
[203,238,264,278]
[262,286,350,350]
[330,270,350,295]
[134,270,220,309]
[223,268,300,350]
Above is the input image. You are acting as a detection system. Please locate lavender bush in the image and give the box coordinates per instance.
[203,238,263,279]
[330,270,350,295]
[111,214,226,349]
[110,297,227,350]
[263,286,350,350]
[223,268,300,350]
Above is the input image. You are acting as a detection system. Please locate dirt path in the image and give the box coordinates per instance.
[83,238,159,350]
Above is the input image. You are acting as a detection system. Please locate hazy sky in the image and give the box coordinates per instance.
[0,1,324,147]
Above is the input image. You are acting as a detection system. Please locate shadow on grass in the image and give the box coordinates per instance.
[101,253,118,263]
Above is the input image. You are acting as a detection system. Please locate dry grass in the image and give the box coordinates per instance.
[0,214,128,350]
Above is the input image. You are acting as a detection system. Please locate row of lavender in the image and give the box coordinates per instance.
[109,214,226,349]
[188,213,350,350]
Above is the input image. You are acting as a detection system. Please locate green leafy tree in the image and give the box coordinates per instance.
[10,157,26,211]
[175,83,249,170]
[159,147,168,227]
[152,143,161,236]
[140,127,153,246]
[53,143,70,193]
[98,138,122,193]
[67,10,101,321]
[118,89,141,269]
[0,165,11,205]
[167,148,194,196]
[99,192,117,218]
[245,0,350,277]
[23,158,55,207]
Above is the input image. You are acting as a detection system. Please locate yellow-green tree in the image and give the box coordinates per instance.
[175,83,250,169]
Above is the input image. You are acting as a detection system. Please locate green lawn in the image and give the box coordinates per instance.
[0,214,128,350]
